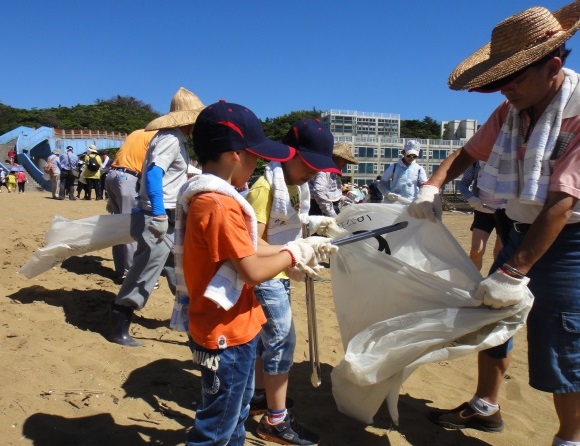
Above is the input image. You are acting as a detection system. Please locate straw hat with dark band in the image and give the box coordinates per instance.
[333,142,358,165]
[145,87,205,131]
[448,1,580,91]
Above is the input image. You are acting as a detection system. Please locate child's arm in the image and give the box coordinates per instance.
[231,251,294,286]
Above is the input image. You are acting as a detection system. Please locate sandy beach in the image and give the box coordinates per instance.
[1,189,556,445]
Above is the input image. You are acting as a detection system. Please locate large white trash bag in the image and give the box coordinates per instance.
[20,214,133,279]
[329,203,533,425]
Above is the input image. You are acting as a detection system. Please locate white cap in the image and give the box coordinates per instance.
[404,140,421,156]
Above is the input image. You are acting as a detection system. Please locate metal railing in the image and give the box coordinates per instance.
[53,129,127,140]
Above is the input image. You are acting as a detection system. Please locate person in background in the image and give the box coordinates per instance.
[379,139,427,203]
[368,175,384,203]
[16,170,27,193]
[308,141,359,216]
[106,129,157,280]
[82,145,103,200]
[458,161,505,270]
[99,150,113,199]
[58,146,78,201]
[408,3,580,443]
[111,87,204,347]
[45,148,61,199]
[76,154,87,199]
[6,170,17,193]
[0,169,6,192]
[7,147,15,165]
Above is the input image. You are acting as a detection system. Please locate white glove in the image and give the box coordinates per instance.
[307,215,340,237]
[284,265,308,281]
[148,215,169,244]
[280,239,317,269]
[408,184,442,223]
[284,263,323,281]
[301,236,339,263]
[386,192,400,202]
[474,270,530,309]
[468,196,484,211]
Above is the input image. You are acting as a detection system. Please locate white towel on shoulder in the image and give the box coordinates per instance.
[174,173,258,319]
[263,161,310,245]
[478,68,578,204]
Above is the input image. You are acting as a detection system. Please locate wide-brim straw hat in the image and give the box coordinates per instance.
[86,144,98,153]
[145,87,205,131]
[333,142,358,165]
[448,1,580,91]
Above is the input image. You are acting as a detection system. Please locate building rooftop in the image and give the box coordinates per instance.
[321,109,400,119]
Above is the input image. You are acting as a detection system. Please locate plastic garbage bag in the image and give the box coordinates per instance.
[329,203,533,425]
[19,214,134,278]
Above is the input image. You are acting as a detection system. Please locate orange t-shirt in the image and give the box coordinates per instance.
[112,129,157,173]
[184,192,266,349]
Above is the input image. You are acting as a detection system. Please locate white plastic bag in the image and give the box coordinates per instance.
[329,203,533,425]
[19,214,134,278]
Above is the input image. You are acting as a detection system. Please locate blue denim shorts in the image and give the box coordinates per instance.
[485,223,580,393]
[254,279,296,375]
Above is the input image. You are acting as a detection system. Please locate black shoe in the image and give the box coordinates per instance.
[110,304,142,347]
[256,413,319,445]
[250,397,295,416]
[428,402,504,432]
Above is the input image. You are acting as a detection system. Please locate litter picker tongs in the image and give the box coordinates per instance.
[301,220,408,388]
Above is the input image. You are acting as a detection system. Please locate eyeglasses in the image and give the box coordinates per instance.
[406,154,418,159]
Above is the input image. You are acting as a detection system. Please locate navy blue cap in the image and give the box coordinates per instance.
[193,100,295,162]
[283,119,340,174]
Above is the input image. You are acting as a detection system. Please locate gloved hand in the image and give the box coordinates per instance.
[474,270,530,309]
[386,192,400,202]
[468,196,484,211]
[301,236,339,263]
[148,215,169,244]
[307,215,340,237]
[280,239,318,270]
[284,263,323,281]
[284,265,308,281]
[407,184,442,223]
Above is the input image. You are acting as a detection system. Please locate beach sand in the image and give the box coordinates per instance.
[1,189,556,445]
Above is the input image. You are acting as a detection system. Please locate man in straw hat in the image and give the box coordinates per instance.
[408,2,580,442]
[111,87,204,347]
[308,141,358,217]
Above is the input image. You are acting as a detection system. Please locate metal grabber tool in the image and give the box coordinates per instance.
[301,220,408,388]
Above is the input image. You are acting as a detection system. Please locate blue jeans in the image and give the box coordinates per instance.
[254,279,295,375]
[186,336,258,446]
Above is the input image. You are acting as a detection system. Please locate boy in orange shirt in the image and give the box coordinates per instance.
[178,101,335,446]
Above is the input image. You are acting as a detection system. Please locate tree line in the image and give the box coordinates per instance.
[0,98,442,141]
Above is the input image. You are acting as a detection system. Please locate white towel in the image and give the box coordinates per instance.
[478,68,578,204]
[171,174,258,333]
[263,161,310,245]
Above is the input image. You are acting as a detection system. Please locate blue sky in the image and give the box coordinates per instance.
[2,0,579,126]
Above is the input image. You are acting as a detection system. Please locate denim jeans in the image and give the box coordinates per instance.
[186,336,258,446]
[254,279,295,374]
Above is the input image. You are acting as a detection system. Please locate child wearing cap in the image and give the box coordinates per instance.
[245,119,340,445]
[178,102,336,446]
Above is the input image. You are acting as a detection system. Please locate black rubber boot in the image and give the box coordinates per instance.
[110,304,142,347]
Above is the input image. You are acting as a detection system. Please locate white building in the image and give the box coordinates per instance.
[321,109,476,193]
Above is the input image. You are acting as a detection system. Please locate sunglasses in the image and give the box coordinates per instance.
[405,154,418,159]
